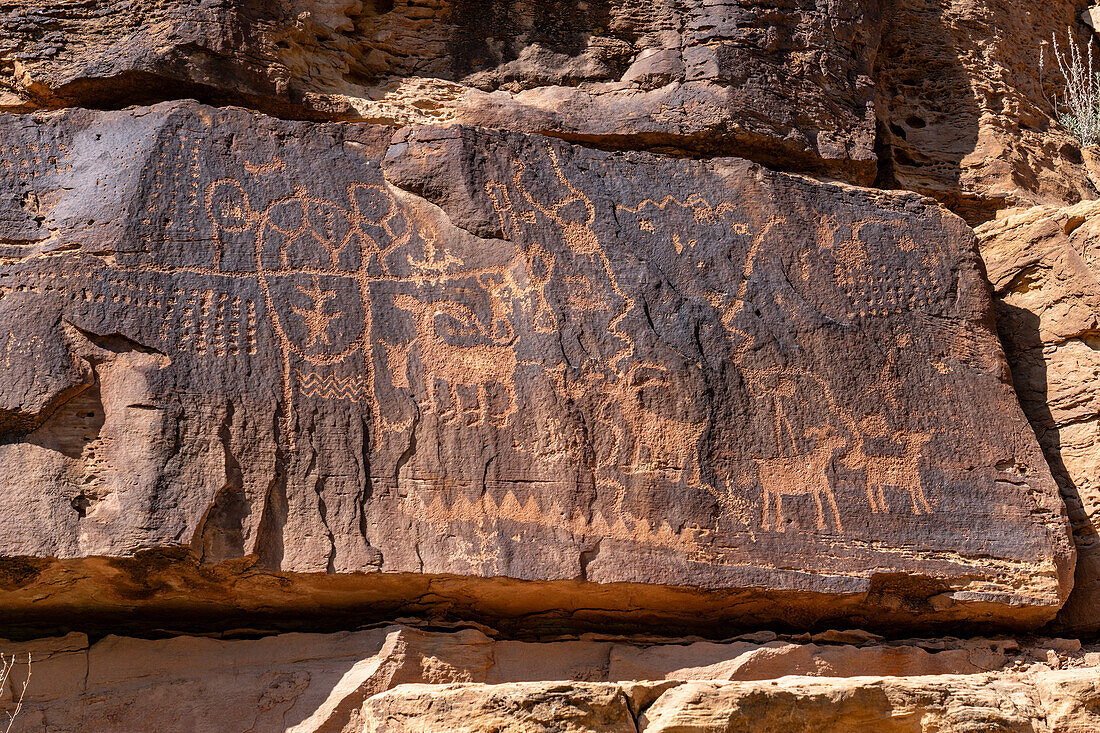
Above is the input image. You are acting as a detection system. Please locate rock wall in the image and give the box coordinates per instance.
[0,100,1074,634]
[2,0,1100,731]
[2,625,1099,732]
[980,201,1100,634]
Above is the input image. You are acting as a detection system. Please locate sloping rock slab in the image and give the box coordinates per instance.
[0,101,1072,633]
[0,0,880,180]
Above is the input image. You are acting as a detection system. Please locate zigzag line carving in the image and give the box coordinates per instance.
[297,371,371,402]
[408,489,704,551]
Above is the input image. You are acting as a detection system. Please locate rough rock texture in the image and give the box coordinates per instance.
[979,200,1100,633]
[0,0,882,179]
[874,0,1098,223]
[4,2,1100,731]
[0,100,1073,632]
[3,625,1099,732]
[4,0,1097,220]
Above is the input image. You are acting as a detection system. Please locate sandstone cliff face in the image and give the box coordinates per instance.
[875,0,1097,223]
[0,0,882,179]
[980,201,1100,634]
[0,100,1073,633]
[1,0,1100,731]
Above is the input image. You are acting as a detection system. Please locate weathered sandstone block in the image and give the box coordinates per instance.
[3,626,1098,733]
[0,0,881,179]
[0,101,1073,632]
[355,671,1100,733]
[979,201,1100,633]
[875,0,1096,222]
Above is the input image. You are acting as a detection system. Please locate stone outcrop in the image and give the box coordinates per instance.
[4,1,1096,220]
[874,0,1097,223]
[0,0,882,180]
[2,626,1098,732]
[0,100,1073,633]
[4,2,1100,732]
[979,200,1100,634]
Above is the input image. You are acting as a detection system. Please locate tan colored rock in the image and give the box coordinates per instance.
[876,1,1097,223]
[608,640,995,681]
[978,200,1100,632]
[4,626,1097,732]
[356,682,639,733]
[637,670,1100,732]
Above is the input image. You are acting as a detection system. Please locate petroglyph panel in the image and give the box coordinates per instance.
[0,102,1074,627]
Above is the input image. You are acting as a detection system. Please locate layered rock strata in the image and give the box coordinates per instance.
[0,100,1074,632]
[979,200,1100,634]
[0,0,882,179]
[2,625,1098,732]
[4,1,1096,220]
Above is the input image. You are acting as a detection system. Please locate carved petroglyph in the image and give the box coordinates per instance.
[0,136,72,180]
[409,486,701,551]
[392,290,518,427]
[115,129,951,550]
[610,362,706,484]
[297,372,371,402]
[148,128,202,234]
[842,419,934,515]
[756,427,847,533]
[290,278,340,349]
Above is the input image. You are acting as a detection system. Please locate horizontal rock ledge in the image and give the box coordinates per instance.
[0,553,1073,638]
[1,624,1097,733]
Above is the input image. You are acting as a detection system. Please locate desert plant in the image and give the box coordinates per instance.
[1042,29,1100,146]
[0,653,30,733]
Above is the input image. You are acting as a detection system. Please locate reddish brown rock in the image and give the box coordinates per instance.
[0,0,881,179]
[875,0,1097,223]
[0,101,1073,633]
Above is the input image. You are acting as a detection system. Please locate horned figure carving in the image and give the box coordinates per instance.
[392,287,518,427]
[608,362,706,485]
[755,426,847,532]
[841,422,934,515]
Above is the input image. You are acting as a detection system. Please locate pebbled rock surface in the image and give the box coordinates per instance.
[979,200,1100,634]
[875,0,1097,224]
[0,0,882,180]
[0,100,1074,632]
[2,625,1099,732]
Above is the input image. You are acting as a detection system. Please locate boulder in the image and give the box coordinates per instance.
[0,100,1073,634]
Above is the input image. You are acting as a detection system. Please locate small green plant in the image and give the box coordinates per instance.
[0,653,30,733]
[1042,28,1100,146]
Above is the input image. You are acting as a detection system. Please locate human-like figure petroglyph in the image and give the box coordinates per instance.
[290,278,339,349]
[490,142,636,371]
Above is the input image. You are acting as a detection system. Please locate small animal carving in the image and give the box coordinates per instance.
[755,427,846,532]
[393,292,517,426]
[842,426,933,515]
